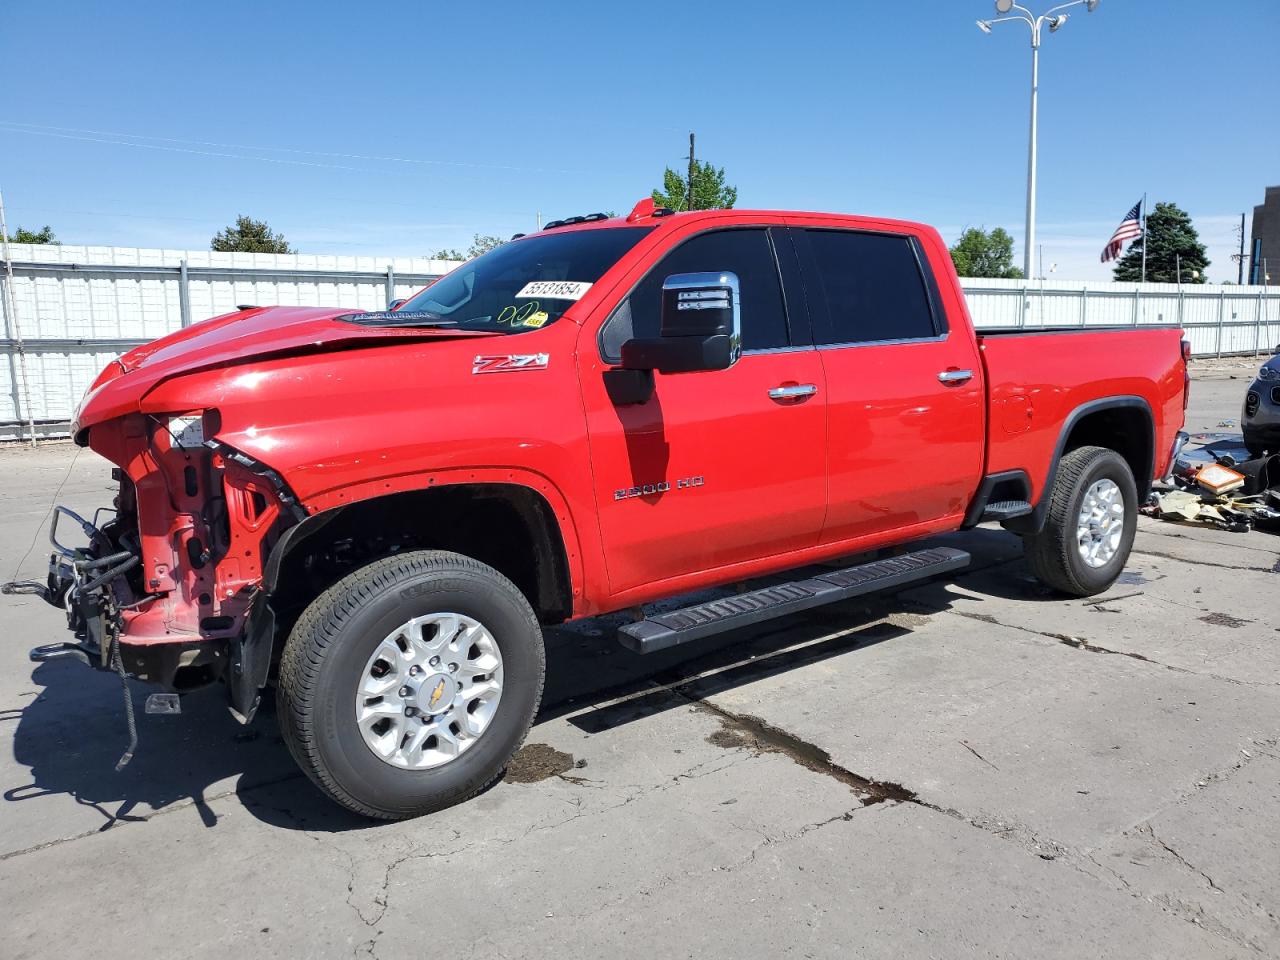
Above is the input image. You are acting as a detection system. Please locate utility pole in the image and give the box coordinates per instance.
[686,132,696,212]
[1237,212,1246,285]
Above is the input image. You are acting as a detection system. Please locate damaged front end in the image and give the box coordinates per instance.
[3,410,300,731]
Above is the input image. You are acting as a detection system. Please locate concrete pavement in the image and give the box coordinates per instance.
[0,373,1276,959]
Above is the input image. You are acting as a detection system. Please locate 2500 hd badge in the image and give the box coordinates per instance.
[614,476,705,500]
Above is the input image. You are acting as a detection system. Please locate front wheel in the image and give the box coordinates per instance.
[1023,445,1138,597]
[277,550,545,819]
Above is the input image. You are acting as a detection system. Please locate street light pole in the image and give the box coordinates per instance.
[1025,25,1040,281]
[977,0,1101,279]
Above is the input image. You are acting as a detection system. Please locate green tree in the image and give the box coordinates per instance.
[4,225,59,245]
[467,234,504,258]
[211,215,293,253]
[1113,201,1209,283]
[431,247,465,261]
[652,161,737,212]
[949,227,1024,279]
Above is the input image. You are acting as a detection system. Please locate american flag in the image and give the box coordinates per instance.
[1101,200,1143,262]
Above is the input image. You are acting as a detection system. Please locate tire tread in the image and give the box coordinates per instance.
[1025,445,1134,597]
[277,550,544,820]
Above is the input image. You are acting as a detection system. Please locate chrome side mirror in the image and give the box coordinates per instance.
[619,271,741,374]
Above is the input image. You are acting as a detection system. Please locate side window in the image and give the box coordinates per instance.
[803,230,938,345]
[601,228,790,361]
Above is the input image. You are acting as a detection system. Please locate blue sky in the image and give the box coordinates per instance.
[1,0,1275,281]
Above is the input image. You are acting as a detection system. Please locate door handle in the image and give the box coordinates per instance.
[937,369,974,384]
[768,383,818,400]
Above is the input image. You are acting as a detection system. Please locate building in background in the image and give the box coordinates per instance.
[1252,185,1280,285]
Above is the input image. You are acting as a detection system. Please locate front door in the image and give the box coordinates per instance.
[580,225,826,600]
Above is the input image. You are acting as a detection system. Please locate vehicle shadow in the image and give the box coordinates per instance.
[3,528,1027,836]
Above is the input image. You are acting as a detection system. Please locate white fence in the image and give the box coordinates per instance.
[962,276,1280,357]
[2,242,1278,438]
[0,243,457,437]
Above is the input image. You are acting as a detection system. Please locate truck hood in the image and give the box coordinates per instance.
[75,306,497,433]
[116,305,493,374]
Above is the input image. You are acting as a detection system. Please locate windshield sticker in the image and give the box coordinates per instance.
[497,301,540,327]
[516,280,592,301]
[473,353,550,375]
[522,311,548,328]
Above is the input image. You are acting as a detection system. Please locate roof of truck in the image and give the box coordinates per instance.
[518,198,934,241]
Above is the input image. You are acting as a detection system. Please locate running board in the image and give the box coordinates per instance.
[981,499,1033,522]
[617,547,970,654]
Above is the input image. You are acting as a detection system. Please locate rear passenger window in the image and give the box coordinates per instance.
[600,228,790,362]
[803,230,938,345]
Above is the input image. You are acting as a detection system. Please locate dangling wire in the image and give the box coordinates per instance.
[109,615,137,771]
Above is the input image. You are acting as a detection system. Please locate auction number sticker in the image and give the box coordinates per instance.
[516,280,592,300]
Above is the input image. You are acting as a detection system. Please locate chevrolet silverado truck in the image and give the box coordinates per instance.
[5,199,1190,819]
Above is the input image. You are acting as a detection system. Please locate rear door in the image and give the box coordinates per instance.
[791,224,984,544]
[580,223,827,598]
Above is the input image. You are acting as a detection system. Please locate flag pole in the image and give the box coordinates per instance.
[1140,193,1147,283]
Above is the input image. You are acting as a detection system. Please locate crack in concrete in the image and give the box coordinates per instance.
[1137,522,1280,559]
[0,770,306,862]
[330,747,768,953]
[951,609,1275,688]
[671,681,1075,864]
[1131,547,1278,574]
[348,835,476,960]
[722,806,865,873]
[959,739,1000,770]
[1141,823,1223,894]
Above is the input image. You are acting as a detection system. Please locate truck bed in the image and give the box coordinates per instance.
[976,325,1187,504]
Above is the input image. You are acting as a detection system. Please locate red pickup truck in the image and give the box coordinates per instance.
[7,199,1189,819]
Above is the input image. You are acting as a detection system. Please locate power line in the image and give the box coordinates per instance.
[0,120,582,176]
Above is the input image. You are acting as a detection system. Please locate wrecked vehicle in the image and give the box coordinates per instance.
[1243,351,1280,457]
[4,200,1189,819]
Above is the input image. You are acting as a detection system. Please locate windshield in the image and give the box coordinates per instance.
[386,226,653,333]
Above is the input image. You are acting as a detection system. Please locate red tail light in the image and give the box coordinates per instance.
[1181,339,1192,411]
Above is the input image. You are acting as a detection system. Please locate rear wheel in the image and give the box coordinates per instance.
[278,550,545,819]
[1024,446,1138,597]
[1242,429,1267,459]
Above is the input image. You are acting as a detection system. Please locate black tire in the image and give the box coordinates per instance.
[1242,430,1267,459]
[1024,445,1138,598]
[277,550,545,820]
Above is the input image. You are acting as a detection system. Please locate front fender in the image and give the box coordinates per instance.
[298,466,589,612]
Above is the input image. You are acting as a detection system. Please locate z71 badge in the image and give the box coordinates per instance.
[472,354,550,375]
[614,476,704,500]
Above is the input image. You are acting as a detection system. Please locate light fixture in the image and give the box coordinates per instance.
[973,1,1103,278]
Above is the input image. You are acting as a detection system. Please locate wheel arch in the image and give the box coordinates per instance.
[265,479,579,627]
[1004,396,1154,535]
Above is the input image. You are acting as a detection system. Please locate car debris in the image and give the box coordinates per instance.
[1194,463,1246,495]
[1149,437,1280,533]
